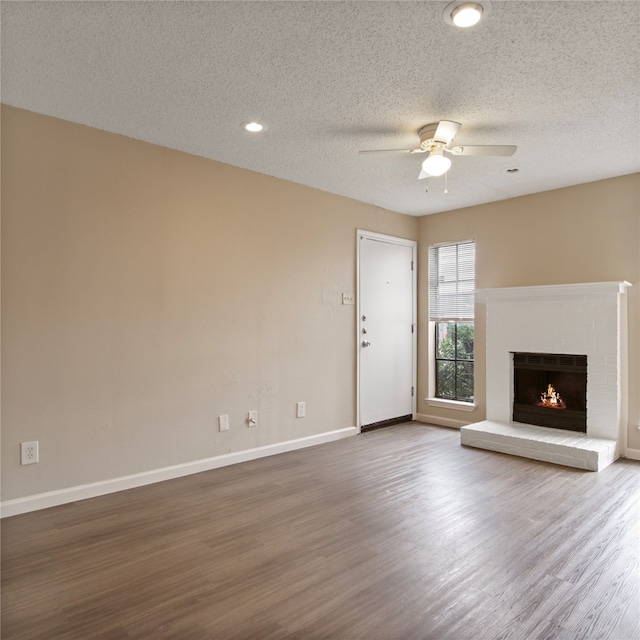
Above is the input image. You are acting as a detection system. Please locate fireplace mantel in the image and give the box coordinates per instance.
[461,281,631,471]
[476,281,630,302]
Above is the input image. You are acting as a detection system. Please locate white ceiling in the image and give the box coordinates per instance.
[2,1,639,216]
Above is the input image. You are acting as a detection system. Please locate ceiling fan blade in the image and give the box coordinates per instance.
[434,120,461,145]
[417,150,431,179]
[450,145,517,157]
[359,148,418,154]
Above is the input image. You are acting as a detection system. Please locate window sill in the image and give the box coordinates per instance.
[426,398,476,412]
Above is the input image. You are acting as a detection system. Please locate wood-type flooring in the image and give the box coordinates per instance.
[2,423,639,640]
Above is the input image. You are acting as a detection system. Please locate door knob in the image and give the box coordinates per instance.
[362,341,371,347]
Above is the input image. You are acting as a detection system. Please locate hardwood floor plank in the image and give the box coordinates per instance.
[2,423,639,639]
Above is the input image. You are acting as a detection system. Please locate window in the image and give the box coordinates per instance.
[434,322,474,401]
[428,241,475,403]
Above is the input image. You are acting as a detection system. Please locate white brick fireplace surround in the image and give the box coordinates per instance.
[461,282,631,471]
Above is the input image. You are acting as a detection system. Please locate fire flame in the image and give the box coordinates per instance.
[537,383,566,409]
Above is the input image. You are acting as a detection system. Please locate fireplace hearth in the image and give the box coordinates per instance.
[512,352,587,432]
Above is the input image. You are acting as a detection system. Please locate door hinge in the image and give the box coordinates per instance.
[411,260,414,271]
[411,386,415,397]
[411,324,414,334]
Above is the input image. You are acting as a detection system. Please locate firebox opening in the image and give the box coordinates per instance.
[512,353,587,432]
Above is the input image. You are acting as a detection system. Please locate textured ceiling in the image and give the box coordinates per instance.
[2,1,639,216]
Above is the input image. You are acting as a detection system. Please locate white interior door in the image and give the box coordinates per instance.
[358,231,416,428]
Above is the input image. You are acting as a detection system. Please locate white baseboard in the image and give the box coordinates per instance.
[414,412,471,429]
[623,447,640,461]
[1,427,359,519]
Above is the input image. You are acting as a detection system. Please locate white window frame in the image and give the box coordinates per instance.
[426,240,476,410]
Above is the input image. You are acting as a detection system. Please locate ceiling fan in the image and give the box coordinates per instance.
[360,120,517,180]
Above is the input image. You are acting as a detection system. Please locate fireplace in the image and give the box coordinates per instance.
[460,281,630,471]
[512,352,587,432]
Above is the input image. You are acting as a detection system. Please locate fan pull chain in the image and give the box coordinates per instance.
[444,172,449,194]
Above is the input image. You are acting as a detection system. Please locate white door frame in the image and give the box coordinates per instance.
[356,230,417,430]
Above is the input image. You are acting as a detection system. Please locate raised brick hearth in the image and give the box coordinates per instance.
[461,421,617,471]
[461,282,630,471]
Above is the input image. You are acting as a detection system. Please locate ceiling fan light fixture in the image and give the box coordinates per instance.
[422,148,452,177]
[444,1,490,28]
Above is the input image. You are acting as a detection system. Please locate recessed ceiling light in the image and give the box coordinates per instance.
[443,1,491,28]
[452,4,482,27]
[244,122,264,133]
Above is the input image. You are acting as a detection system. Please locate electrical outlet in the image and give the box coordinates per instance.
[218,414,229,432]
[296,401,306,418]
[248,410,258,427]
[21,441,39,465]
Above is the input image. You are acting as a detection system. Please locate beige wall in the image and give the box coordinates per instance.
[417,173,640,451]
[3,105,638,505]
[1,106,417,501]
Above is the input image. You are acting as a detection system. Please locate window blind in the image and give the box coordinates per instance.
[428,241,475,321]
